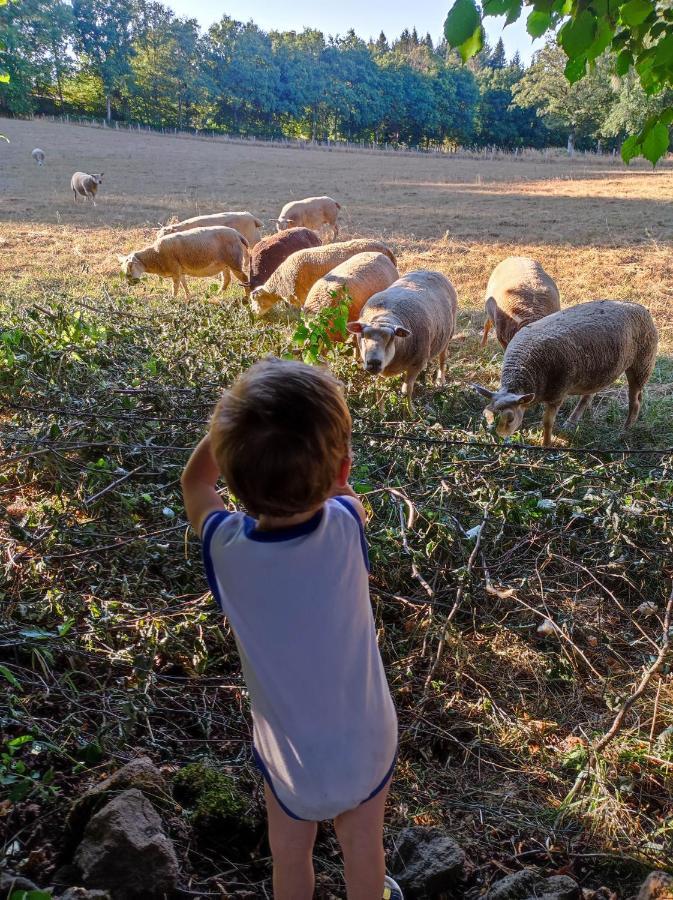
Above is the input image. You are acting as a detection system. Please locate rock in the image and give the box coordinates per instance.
[637,872,673,900]
[486,868,581,900]
[59,890,112,899]
[67,757,170,850]
[74,789,179,899]
[0,871,41,898]
[390,826,466,898]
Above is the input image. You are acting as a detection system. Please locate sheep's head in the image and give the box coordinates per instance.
[471,384,536,437]
[250,286,282,315]
[117,253,145,285]
[276,218,291,232]
[346,319,411,376]
[92,173,104,185]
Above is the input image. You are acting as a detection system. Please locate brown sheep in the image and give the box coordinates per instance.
[482,256,560,348]
[303,252,400,341]
[248,228,321,297]
[250,239,396,315]
[347,270,458,412]
[472,300,658,446]
[117,226,249,300]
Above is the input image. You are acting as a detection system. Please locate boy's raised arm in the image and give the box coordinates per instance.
[181,433,226,537]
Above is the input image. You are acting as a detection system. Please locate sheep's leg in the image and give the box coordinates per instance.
[625,369,644,428]
[180,276,191,300]
[73,190,78,204]
[481,316,492,347]
[219,268,231,293]
[229,266,248,287]
[542,402,561,447]
[435,351,447,387]
[566,393,594,426]
[172,277,181,298]
[332,223,339,240]
[403,369,421,414]
[377,388,386,415]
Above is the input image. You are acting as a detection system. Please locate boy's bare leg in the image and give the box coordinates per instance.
[334,780,391,900]
[264,784,317,900]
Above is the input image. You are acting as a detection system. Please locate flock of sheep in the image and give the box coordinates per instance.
[47,156,658,447]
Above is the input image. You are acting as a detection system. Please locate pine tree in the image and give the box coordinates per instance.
[511,50,522,70]
[489,37,506,69]
[423,32,434,51]
[375,31,389,54]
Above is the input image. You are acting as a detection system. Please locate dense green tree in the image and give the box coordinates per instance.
[488,37,507,69]
[71,0,135,121]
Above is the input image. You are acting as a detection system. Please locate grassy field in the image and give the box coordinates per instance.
[1,117,673,898]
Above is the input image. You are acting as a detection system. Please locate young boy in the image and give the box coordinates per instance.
[181,357,402,900]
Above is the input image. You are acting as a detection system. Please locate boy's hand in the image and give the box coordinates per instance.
[181,433,227,537]
[330,482,367,525]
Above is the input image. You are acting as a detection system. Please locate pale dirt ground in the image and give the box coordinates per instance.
[2,117,672,353]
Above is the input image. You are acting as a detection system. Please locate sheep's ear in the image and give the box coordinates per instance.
[470,383,495,400]
[394,326,411,338]
[515,392,536,406]
[346,321,364,334]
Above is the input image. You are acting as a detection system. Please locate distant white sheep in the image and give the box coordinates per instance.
[277,196,341,240]
[32,149,45,166]
[472,300,658,446]
[347,270,458,412]
[482,256,560,348]
[158,211,264,248]
[117,226,249,300]
[71,171,104,205]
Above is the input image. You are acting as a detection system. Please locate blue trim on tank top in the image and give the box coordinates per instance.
[244,507,324,542]
[201,509,232,611]
[333,497,370,572]
[252,744,397,822]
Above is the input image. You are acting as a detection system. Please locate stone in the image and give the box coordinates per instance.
[59,890,112,899]
[637,872,673,900]
[0,871,40,898]
[390,826,466,898]
[486,867,581,900]
[67,757,170,850]
[73,789,179,899]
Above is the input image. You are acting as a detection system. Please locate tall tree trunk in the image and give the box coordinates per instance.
[567,131,575,157]
[106,94,112,122]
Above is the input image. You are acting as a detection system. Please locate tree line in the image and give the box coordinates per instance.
[1,0,671,152]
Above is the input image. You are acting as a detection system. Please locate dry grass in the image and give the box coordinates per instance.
[1,118,673,898]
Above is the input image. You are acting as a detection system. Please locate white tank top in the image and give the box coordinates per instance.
[201,497,398,821]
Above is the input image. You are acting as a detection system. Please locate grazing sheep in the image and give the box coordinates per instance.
[277,196,341,240]
[250,239,396,315]
[71,171,104,205]
[32,148,45,166]
[471,300,658,446]
[482,256,560,348]
[347,270,458,412]
[303,252,400,341]
[248,227,321,297]
[117,226,249,300]
[158,211,264,248]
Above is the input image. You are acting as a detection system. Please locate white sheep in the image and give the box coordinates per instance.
[472,300,658,446]
[71,172,104,205]
[347,270,458,412]
[250,239,396,315]
[158,211,264,248]
[117,226,249,300]
[277,196,341,240]
[32,149,45,166]
[482,256,560,348]
[303,252,399,341]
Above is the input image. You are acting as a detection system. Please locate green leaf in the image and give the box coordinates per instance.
[0,665,21,690]
[9,892,54,900]
[527,10,551,37]
[621,133,641,163]
[653,33,673,67]
[616,49,633,76]
[559,10,597,58]
[8,734,34,750]
[660,107,673,126]
[444,0,481,49]
[0,72,9,84]
[586,18,614,60]
[642,121,670,166]
[482,0,512,12]
[458,24,484,62]
[504,0,522,25]
[565,54,587,83]
[620,0,654,27]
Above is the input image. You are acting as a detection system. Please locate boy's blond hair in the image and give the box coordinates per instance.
[210,357,352,517]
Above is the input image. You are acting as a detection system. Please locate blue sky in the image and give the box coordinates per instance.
[163,1,544,63]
